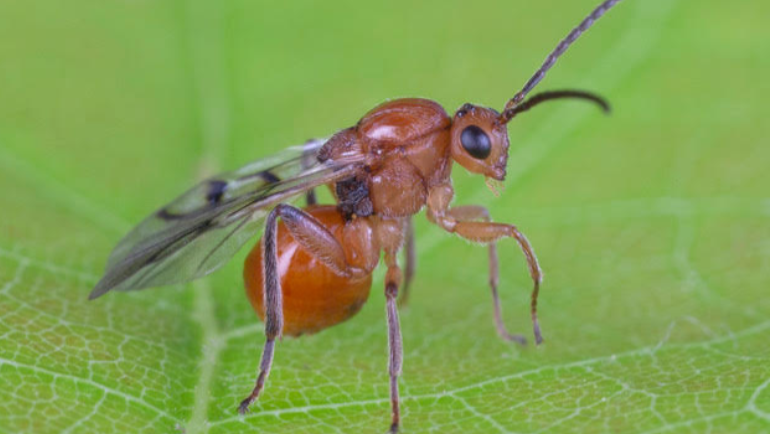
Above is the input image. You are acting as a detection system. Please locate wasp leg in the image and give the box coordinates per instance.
[301,139,320,206]
[303,187,317,207]
[285,204,370,276]
[427,184,544,345]
[376,218,406,433]
[453,222,543,344]
[238,204,369,414]
[238,205,283,414]
[385,250,403,433]
[397,218,416,308]
[446,206,527,345]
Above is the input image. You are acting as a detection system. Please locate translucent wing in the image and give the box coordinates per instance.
[90,139,363,299]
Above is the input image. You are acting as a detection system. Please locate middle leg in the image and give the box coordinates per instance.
[301,138,320,206]
[377,218,406,433]
[385,251,402,433]
[397,217,416,307]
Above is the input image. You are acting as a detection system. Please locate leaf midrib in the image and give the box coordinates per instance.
[182,0,231,432]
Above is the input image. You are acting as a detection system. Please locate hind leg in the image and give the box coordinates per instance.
[238,204,371,413]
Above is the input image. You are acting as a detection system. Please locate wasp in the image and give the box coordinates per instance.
[91,0,622,431]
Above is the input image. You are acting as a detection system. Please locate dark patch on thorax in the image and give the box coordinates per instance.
[336,174,373,220]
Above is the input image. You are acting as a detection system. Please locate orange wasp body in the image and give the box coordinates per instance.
[92,1,622,431]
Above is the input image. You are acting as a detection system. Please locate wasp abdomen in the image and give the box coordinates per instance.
[244,206,376,337]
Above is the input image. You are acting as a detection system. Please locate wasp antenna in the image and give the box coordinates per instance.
[502,0,623,122]
[502,89,610,121]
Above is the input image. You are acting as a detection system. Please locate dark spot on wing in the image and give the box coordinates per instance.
[259,170,281,184]
[206,180,228,205]
[157,179,229,221]
[156,208,181,221]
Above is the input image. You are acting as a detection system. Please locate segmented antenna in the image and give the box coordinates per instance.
[501,0,623,122]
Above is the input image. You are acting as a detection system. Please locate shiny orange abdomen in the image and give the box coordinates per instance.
[244,206,375,337]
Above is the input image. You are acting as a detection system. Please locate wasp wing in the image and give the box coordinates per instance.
[90,139,362,299]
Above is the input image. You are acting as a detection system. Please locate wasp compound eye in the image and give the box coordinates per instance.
[460,126,492,159]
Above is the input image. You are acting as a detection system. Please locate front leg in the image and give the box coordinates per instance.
[445,205,526,345]
[427,183,544,345]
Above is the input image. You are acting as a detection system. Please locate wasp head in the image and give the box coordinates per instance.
[449,103,510,181]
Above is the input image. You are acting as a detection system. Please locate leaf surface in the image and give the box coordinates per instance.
[1,0,768,433]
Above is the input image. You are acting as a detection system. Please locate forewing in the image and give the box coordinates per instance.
[90,139,361,298]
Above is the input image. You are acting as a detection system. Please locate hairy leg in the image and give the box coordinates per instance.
[238,205,283,413]
[238,204,370,413]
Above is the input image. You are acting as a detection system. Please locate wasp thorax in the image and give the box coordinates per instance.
[450,103,510,181]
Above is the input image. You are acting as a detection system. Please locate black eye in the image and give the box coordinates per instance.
[460,126,491,159]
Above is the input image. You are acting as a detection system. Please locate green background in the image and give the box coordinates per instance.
[1,0,768,433]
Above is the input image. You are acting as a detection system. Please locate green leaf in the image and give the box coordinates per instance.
[1,0,768,433]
